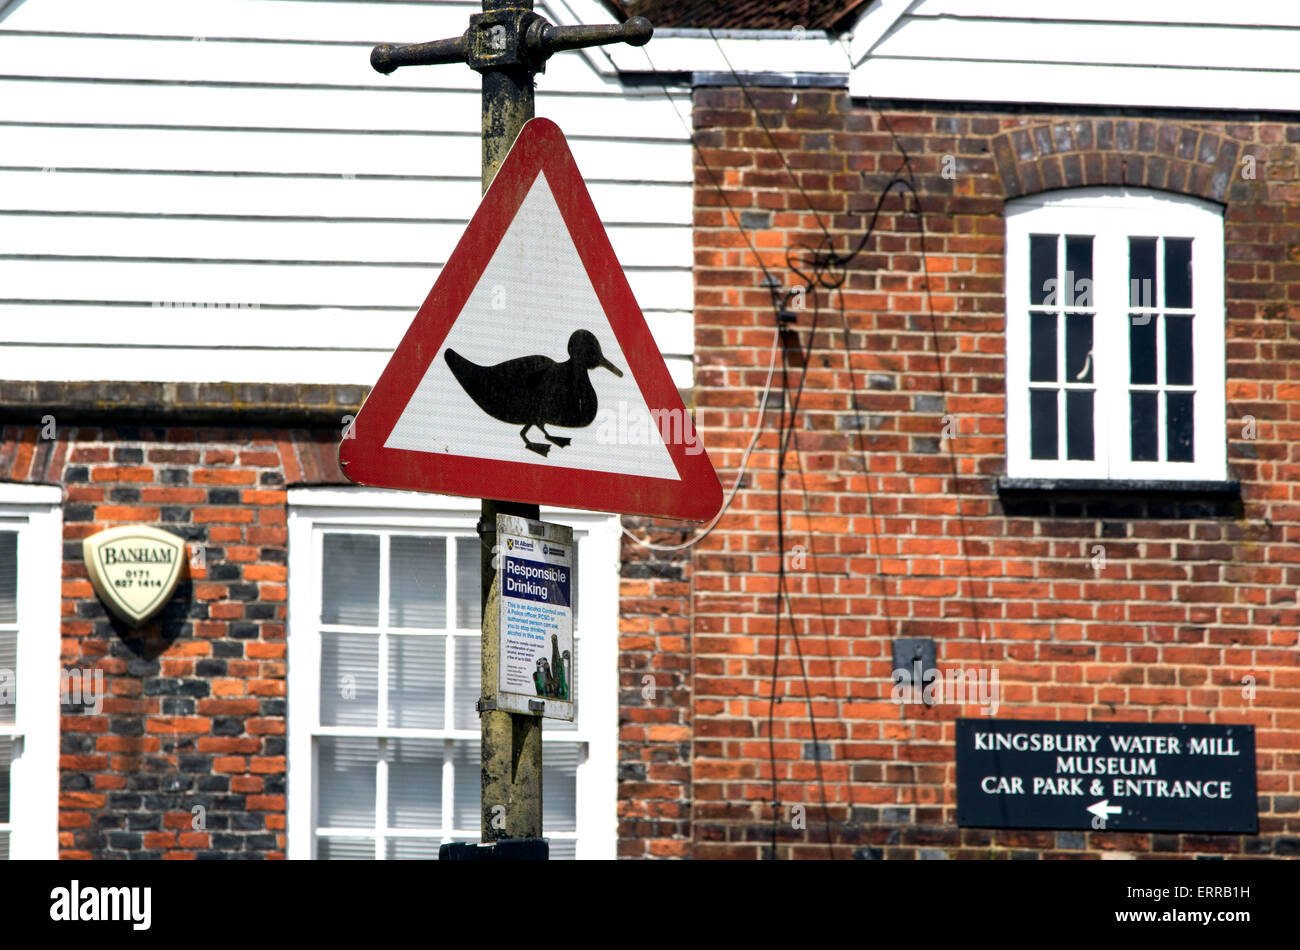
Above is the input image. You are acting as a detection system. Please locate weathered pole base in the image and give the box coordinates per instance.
[480,498,542,841]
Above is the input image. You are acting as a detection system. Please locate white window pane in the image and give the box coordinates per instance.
[0,631,14,724]
[452,741,480,831]
[387,635,445,729]
[548,839,575,860]
[320,634,378,727]
[455,537,480,630]
[0,736,10,823]
[318,836,374,860]
[542,742,582,833]
[389,536,446,628]
[386,837,441,860]
[318,737,377,828]
[452,635,479,731]
[322,534,379,626]
[387,739,443,829]
[0,531,15,624]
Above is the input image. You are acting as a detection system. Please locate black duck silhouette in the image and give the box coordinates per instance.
[444,329,623,456]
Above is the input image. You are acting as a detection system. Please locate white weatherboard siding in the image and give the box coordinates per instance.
[849,0,1300,111]
[0,0,695,385]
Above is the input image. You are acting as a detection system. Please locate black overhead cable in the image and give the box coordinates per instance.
[637,45,780,288]
[769,287,836,859]
[835,39,990,649]
[703,41,890,859]
[638,34,993,857]
[639,43,810,855]
[708,29,836,246]
[697,36,853,858]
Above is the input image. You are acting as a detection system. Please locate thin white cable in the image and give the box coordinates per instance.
[626,45,784,551]
[622,323,782,551]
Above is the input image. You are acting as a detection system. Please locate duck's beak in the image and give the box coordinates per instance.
[598,355,623,377]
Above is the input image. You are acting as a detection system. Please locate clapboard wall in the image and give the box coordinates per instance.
[0,0,695,385]
[851,0,1300,112]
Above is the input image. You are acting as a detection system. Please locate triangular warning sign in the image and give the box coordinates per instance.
[340,118,722,522]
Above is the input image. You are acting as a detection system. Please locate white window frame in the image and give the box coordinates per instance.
[286,487,618,860]
[1005,188,1227,481]
[0,483,61,860]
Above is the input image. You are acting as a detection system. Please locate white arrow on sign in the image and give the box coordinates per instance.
[1087,799,1123,821]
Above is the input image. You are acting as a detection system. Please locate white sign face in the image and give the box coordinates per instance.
[496,515,574,721]
[83,525,186,625]
[383,172,679,480]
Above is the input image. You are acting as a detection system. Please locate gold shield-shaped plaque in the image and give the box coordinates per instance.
[83,525,187,625]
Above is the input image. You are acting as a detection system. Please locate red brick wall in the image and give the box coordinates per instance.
[0,423,343,859]
[686,88,1300,859]
[617,522,693,858]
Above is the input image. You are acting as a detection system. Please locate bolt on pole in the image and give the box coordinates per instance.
[369,0,652,851]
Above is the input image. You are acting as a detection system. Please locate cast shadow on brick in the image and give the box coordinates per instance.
[996,487,1243,521]
[95,581,196,660]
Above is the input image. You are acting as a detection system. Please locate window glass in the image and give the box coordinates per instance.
[309,528,586,859]
[455,537,481,630]
[386,838,441,860]
[1024,232,1097,466]
[0,532,15,625]
[389,536,446,628]
[1130,392,1159,461]
[322,534,379,626]
[1129,316,1157,385]
[1167,392,1196,462]
[320,633,378,727]
[1065,313,1093,383]
[451,740,481,830]
[1029,389,1058,459]
[1066,390,1094,461]
[452,635,480,731]
[1129,237,1158,308]
[1166,316,1194,386]
[0,630,14,727]
[387,739,443,829]
[1128,238,1197,463]
[1029,234,1056,305]
[1065,235,1093,298]
[317,838,373,860]
[0,736,10,825]
[543,742,582,832]
[1165,238,1193,309]
[319,737,378,828]
[1029,312,1057,382]
[387,635,445,729]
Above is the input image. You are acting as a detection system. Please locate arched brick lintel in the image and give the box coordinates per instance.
[990,119,1243,204]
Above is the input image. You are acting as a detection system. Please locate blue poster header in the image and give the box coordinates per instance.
[503,556,571,607]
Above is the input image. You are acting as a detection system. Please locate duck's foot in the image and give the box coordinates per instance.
[520,425,550,456]
[544,433,571,448]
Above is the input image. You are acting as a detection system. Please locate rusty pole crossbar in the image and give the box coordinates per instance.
[371,36,467,74]
[371,15,651,75]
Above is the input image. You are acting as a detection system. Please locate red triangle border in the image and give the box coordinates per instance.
[339,118,723,523]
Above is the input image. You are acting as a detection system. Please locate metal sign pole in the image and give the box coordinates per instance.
[474,0,542,847]
[369,2,652,853]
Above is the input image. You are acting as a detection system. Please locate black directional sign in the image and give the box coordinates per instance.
[956,719,1257,833]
